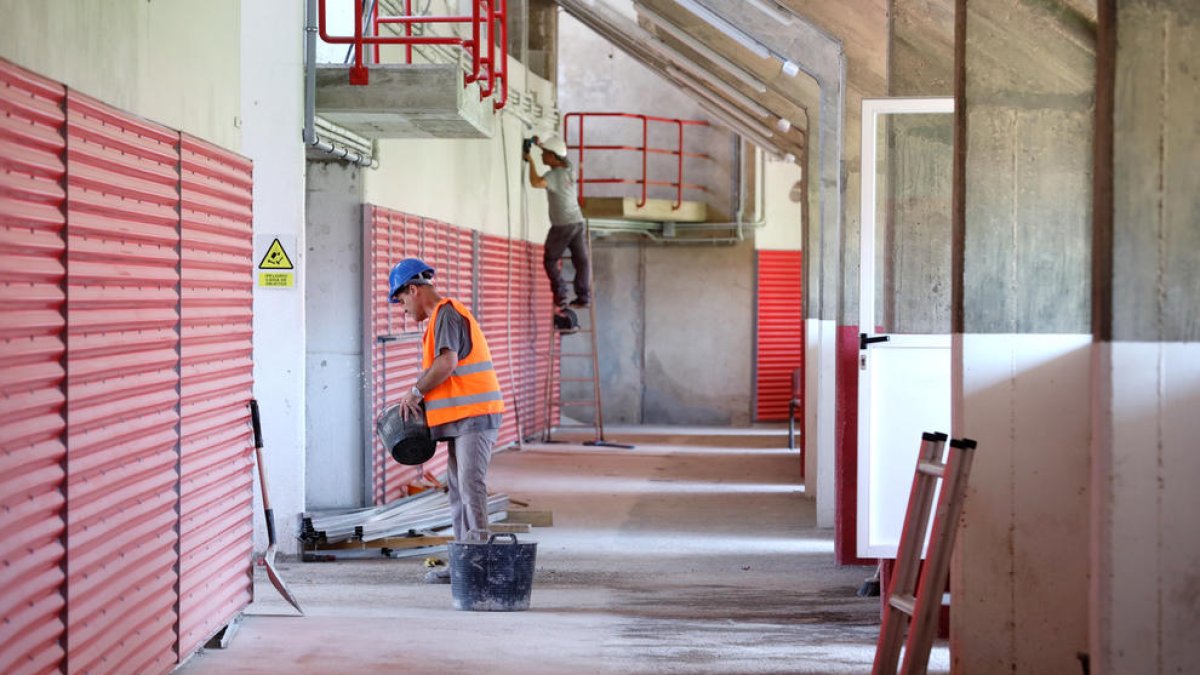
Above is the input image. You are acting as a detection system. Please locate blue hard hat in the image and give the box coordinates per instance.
[388,258,435,303]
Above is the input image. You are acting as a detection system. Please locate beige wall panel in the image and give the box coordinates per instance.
[0,0,241,151]
[758,157,805,251]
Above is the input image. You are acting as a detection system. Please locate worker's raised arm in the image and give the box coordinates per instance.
[526,155,548,189]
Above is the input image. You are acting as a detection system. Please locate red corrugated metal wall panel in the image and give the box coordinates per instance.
[368,209,423,504]
[366,208,554,503]
[521,241,555,437]
[479,234,521,447]
[64,91,181,675]
[755,250,804,421]
[178,134,254,657]
[0,60,68,675]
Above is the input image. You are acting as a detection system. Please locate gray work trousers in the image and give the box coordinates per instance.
[446,427,498,541]
[543,222,590,306]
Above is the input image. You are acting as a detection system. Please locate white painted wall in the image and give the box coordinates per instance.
[814,320,837,527]
[0,0,241,151]
[951,333,1092,673]
[1092,341,1200,674]
[243,0,307,555]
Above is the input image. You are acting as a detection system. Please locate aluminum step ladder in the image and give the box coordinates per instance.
[873,432,977,675]
[540,222,631,448]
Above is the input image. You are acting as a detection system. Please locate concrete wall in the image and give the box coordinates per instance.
[591,246,644,423]
[889,0,955,97]
[951,0,1096,671]
[0,0,241,152]
[876,113,953,334]
[1091,1,1200,672]
[644,241,756,425]
[305,161,366,509]
[583,240,756,426]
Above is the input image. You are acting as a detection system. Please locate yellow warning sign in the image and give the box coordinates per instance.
[258,272,295,288]
[258,238,294,270]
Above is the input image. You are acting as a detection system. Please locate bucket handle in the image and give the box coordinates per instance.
[488,533,518,545]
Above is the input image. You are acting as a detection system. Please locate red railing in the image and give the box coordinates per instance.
[563,112,709,209]
[318,0,507,110]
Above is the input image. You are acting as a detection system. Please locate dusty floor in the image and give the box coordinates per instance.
[179,426,948,674]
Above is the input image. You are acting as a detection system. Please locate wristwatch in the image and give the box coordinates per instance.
[409,385,423,400]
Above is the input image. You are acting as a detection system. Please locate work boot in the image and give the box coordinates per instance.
[423,566,451,584]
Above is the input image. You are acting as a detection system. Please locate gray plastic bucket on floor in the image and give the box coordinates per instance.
[448,533,537,611]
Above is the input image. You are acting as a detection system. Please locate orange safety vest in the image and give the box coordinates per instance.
[422,298,504,427]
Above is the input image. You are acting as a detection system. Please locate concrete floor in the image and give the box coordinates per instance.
[179,426,948,674]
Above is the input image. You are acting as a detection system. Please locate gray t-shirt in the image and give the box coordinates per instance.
[429,303,502,440]
[545,162,585,226]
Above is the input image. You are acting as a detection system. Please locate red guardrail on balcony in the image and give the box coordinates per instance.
[318,0,507,110]
[563,112,709,209]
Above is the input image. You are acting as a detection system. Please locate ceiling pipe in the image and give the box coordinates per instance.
[667,75,790,158]
[634,2,767,93]
[742,0,795,25]
[666,67,771,129]
[662,61,772,118]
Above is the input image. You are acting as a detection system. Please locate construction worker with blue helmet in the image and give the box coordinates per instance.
[386,257,504,583]
[524,133,591,326]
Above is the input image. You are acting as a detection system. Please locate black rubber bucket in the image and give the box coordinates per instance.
[448,533,537,611]
[375,404,436,465]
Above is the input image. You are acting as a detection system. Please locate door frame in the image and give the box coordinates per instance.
[857,97,954,558]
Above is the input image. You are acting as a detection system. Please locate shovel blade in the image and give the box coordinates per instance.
[263,546,304,614]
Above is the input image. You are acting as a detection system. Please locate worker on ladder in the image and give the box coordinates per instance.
[524,134,591,330]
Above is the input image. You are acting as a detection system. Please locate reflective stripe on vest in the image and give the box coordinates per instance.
[422,298,504,427]
[424,389,504,411]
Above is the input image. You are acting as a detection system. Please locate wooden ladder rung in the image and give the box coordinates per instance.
[917,460,945,477]
[888,594,917,616]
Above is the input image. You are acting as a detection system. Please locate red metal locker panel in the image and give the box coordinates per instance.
[64,91,181,675]
[367,208,427,504]
[177,134,254,658]
[516,240,555,439]
[755,250,804,421]
[478,234,523,447]
[0,59,68,675]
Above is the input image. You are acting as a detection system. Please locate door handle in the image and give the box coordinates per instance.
[859,333,891,350]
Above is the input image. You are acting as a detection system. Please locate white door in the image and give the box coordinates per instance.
[857,98,954,558]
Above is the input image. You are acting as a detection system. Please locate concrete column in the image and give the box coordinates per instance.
[1091,1,1200,672]
[243,0,307,555]
[951,0,1096,671]
[305,161,366,509]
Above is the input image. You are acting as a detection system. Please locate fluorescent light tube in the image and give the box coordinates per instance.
[670,0,772,60]
[743,0,795,25]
